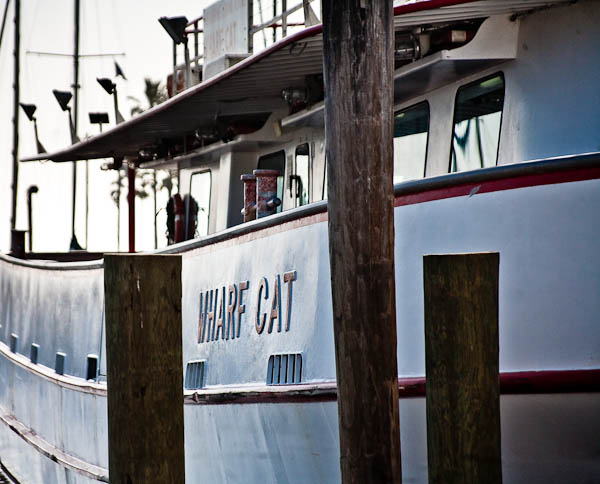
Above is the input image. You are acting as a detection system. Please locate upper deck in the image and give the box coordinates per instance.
[19,0,599,240]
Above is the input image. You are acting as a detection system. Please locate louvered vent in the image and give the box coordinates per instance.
[185,360,206,390]
[267,353,302,385]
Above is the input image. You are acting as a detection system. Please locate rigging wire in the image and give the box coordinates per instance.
[22,0,41,111]
[0,0,9,51]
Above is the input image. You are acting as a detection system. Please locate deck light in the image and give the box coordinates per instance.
[19,103,46,154]
[19,103,36,121]
[97,77,115,95]
[159,16,192,90]
[96,78,124,124]
[89,112,109,132]
[52,90,73,111]
[52,89,81,250]
[52,89,79,144]
[158,16,188,45]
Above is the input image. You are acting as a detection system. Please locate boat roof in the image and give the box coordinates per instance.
[23,0,574,163]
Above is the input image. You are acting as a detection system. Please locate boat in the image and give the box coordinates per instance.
[1,0,600,482]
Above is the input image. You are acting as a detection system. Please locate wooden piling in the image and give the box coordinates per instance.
[423,253,502,484]
[104,255,185,484]
[322,1,401,482]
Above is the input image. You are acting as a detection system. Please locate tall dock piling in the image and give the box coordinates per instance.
[104,255,185,484]
[424,253,502,484]
[322,1,401,482]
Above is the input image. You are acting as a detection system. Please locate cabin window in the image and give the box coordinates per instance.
[293,143,310,207]
[190,171,211,237]
[258,150,285,212]
[393,101,429,183]
[450,73,505,172]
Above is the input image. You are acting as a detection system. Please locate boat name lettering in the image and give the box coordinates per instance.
[197,271,297,343]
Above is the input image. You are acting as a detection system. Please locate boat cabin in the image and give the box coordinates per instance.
[22,0,598,246]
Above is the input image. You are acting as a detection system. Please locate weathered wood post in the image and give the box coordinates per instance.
[322,1,401,482]
[104,255,185,484]
[423,253,502,484]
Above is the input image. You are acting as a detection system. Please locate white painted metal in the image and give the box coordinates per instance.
[2,173,599,482]
[203,0,250,63]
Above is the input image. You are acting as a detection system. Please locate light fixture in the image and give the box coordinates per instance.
[97,77,115,95]
[52,89,82,251]
[20,103,36,121]
[97,78,124,124]
[89,112,109,132]
[19,103,46,154]
[158,16,188,45]
[159,16,192,90]
[281,88,308,104]
[52,89,79,144]
[52,90,73,111]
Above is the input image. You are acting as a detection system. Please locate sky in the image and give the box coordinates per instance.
[0,0,212,252]
[0,0,350,253]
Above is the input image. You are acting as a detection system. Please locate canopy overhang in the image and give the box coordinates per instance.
[22,0,574,164]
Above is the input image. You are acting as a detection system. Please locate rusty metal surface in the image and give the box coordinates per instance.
[253,169,280,218]
[241,174,257,222]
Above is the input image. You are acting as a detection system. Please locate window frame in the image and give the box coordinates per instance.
[293,142,311,208]
[393,100,431,181]
[189,169,212,237]
[448,71,506,173]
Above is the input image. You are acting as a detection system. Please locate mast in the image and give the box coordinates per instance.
[73,0,79,133]
[70,0,81,249]
[10,0,19,240]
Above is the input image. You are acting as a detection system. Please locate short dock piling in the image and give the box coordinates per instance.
[424,253,502,484]
[104,254,185,484]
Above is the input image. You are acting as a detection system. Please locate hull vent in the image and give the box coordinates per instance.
[185,360,206,389]
[267,353,302,385]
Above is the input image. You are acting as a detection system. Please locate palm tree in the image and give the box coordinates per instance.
[129,78,168,115]
[110,169,151,250]
[127,78,168,248]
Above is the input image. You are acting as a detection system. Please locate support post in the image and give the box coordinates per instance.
[10,0,19,240]
[322,1,401,483]
[127,163,135,253]
[423,253,502,484]
[70,0,80,251]
[104,254,185,484]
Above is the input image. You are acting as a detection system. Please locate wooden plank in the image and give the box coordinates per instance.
[322,1,401,482]
[423,253,502,484]
[104,254,185,484]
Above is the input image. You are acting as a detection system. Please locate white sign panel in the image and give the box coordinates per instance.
[203,0,249,64]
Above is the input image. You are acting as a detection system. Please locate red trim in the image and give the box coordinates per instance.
[395,166,600,207]
[500,369,600,395]
[180,163,600,252]
[394,0,477,16]
[184,369,600,405]
[179,211,328,255]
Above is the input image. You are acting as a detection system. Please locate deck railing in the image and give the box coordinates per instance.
[168,0,320,97]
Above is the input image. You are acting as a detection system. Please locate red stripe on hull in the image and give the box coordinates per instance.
[184,369,600,405]
[395,167,600,207]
